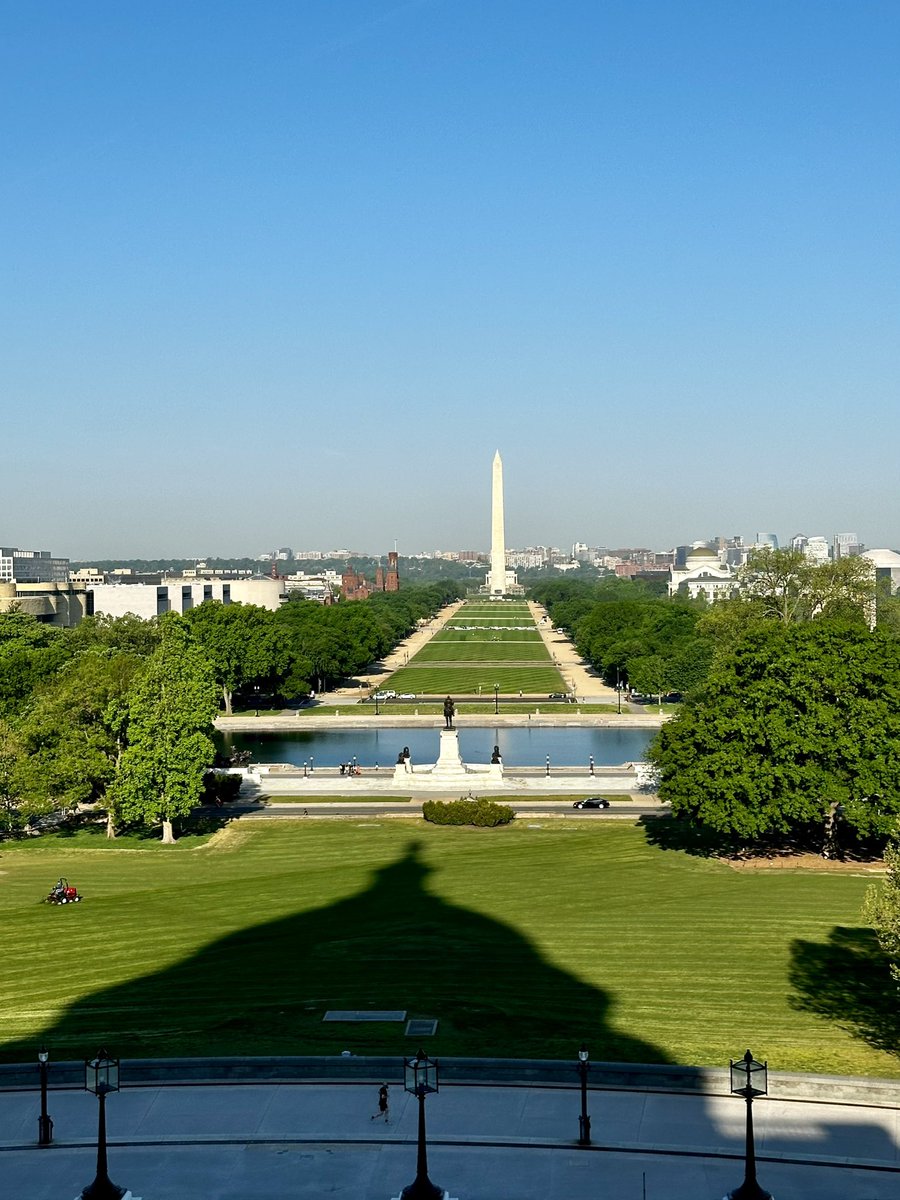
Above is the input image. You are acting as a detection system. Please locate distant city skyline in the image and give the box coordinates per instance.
[4,3,899,556]
[62,522,884,565]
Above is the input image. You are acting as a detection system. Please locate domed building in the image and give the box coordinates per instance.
[668,544,737,602]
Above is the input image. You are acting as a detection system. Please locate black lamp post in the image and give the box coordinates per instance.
[616,667,622,715]
[589,755,595,777]
[493,682,499,715]
[253,684,260,717]
[545,755,551,777]
[81,1050,126,1200]
[725,1050,773,1200]
[37,1045,52,1146]
[400,1048,444,1200]
[374,690,380,715]
[310,755,314,773]
[577,1043,591,1145]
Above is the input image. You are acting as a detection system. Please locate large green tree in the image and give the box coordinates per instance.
[110,617,218,842]
[864,843,900,987]
[650,621,900,853]
[737,546,874,625]
[17,647,146,836]
[0,720,28,834]
[185,602,294,714]
[0,611,73,719]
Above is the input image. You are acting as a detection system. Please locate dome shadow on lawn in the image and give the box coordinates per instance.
[10,840,669,1065]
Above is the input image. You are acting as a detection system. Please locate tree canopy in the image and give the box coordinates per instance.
[185,601,294,714]
[650,620,900,853]
[864,843,900,987]
[737,546,874,625]
[109,617,219,842]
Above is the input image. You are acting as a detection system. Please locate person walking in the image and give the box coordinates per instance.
[370,1083,389,1123]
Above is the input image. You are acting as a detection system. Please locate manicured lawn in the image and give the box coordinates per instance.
[0,821,893,1076]
[382,602,564,694]
[413,642,552,662]
[380,666,566,693]
[435,629,544,642]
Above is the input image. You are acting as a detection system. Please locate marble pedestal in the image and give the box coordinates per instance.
[392,729,503,789]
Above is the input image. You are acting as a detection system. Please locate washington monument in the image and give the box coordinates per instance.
[489,449,506,596]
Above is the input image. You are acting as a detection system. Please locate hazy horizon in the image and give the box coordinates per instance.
[4,3,898,558]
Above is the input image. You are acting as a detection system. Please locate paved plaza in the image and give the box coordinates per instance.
[2,1078,898,1198]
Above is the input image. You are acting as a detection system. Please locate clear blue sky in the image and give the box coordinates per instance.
[3,1,898,558]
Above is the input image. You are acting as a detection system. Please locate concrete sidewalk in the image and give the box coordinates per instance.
[2,1080,897,1198]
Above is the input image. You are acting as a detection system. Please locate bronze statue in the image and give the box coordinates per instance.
[491,744,502,764]
[443,696,455,729]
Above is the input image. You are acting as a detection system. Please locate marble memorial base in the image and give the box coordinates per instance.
[392,729,502,789]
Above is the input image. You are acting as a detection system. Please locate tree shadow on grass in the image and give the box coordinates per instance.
[48,811,231,844]
[6,840,671,1065]
[788,926,900,1057]
[638,813,737,858]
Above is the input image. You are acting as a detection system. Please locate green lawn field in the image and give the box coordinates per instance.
[0,821,894,1075]
[379,666,566,694]
[435,629,544,642]
[382,601,564,694]
[413,642,552,662]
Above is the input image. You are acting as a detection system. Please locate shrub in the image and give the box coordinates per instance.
[201,771,243,806]
[422,798,514,827]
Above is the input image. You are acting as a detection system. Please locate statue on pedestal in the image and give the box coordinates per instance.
[396,746,411,771]
[443,696,455,730]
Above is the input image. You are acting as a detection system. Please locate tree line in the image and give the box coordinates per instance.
[531,549,900,859]
[0,580,462,841]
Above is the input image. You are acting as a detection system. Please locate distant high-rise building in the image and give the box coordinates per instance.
[834,532,863,559]
[791,534,830,564]
[755,532,779,550]
[0,547,69,583]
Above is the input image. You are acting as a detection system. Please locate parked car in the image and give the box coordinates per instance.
[374,690,397,700]
[572,797,611,809]
[398,692,417,699]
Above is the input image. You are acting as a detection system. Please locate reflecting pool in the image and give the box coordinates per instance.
[219,726,655,768]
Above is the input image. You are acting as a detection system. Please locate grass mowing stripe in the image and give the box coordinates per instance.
[0,821,890,1076]
[414,643,552,662]
[379,666,566,692]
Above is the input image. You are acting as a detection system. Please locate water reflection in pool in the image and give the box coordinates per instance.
[219,726,655,768]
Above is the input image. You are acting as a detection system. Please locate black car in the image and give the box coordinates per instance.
[572,797,611,809]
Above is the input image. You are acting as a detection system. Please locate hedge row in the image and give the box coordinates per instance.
[422,798,515,827]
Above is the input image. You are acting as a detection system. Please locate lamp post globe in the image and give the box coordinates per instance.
[37,1046,53,1146]
[577,1044,591,1146]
